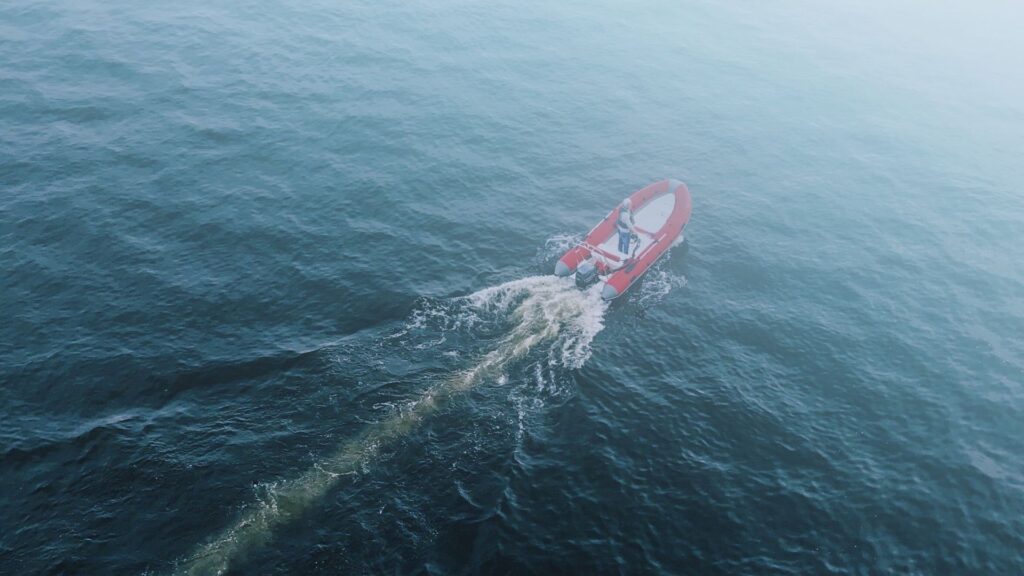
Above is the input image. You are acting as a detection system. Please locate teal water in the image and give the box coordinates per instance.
[2,0,1023,574]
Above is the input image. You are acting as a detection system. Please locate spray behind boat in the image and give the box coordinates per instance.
[172,276,608,576]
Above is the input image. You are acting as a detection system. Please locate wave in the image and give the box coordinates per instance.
[172,276,608,575]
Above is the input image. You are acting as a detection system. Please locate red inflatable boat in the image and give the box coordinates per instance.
[555,179,692,300]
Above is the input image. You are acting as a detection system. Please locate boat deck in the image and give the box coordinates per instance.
[596,192,676,258]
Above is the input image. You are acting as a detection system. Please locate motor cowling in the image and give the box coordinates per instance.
[575,259,600,288]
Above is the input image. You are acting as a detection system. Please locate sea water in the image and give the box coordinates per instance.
[1,0,1022,573]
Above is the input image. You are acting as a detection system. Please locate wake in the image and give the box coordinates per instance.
[173,276,608,575]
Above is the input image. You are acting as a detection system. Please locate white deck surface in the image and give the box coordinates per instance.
[597,192,676,259]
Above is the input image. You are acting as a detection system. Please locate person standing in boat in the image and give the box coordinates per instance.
[617,198,638,256]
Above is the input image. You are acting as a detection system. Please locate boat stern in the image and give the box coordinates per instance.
[601,283,620,300]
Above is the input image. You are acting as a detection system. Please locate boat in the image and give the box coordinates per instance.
[554,179,692,300]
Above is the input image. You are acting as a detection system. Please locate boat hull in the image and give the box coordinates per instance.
[555,179,691,300]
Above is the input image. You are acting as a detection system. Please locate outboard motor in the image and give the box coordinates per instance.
[575,259,600,289]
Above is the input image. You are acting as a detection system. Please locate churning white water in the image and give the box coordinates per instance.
[174,276,608,575]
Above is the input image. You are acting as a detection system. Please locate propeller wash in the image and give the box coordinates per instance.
[174,276,608,575]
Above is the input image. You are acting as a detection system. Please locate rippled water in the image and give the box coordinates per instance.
[2,0,1023,574]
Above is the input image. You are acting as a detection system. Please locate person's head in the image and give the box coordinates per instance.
[622,198,632,210]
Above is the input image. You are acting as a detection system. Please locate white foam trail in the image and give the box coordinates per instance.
[173,276,606,575]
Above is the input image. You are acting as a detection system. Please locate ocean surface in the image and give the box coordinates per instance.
[2,0,1023,574]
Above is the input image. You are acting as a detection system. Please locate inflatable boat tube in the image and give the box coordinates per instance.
[554,179,691,300]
